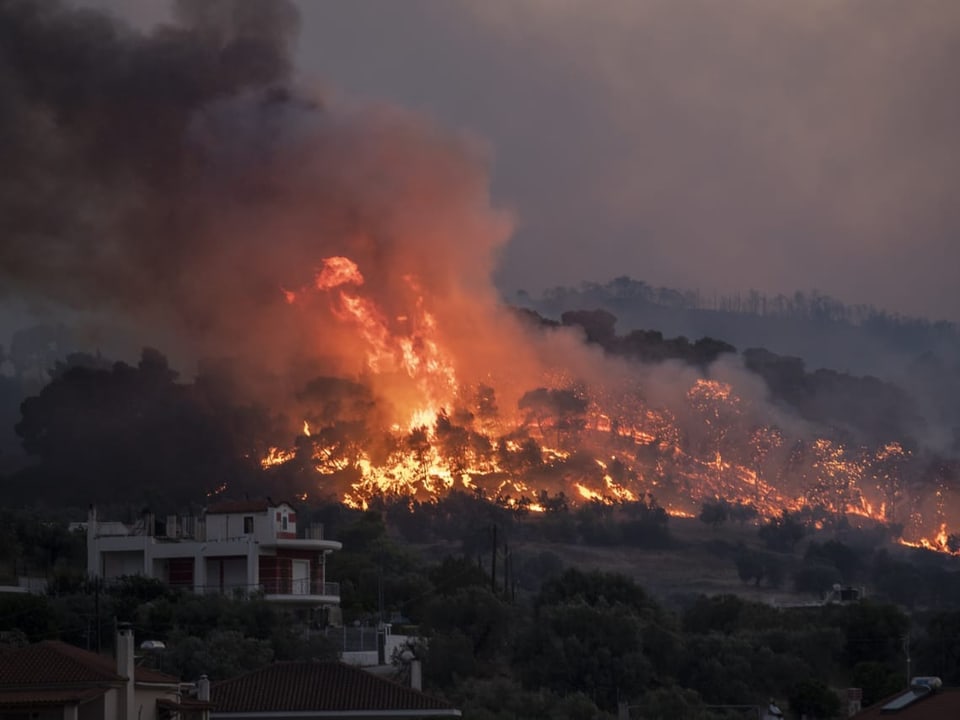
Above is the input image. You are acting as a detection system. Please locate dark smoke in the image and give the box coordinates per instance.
[0,0,300,312]
[0,0,538,425]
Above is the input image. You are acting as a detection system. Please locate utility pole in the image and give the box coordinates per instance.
[94,578,102,653]
[490,524,497,593]
[904,634,912,688]
[503,542,509,597]
[377,562,384,626]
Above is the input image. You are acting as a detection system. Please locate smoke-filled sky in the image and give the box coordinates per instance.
[299,1,960,322]
[5,0,960,336]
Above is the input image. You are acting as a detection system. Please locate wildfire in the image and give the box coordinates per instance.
[315,256,364,290]
[898,522,958,555]
[261,447,295,469]
[256,254,960,557]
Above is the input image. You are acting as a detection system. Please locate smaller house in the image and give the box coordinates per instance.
[211,661,461,720]
[855,677,960,718]
[0,627,193,720]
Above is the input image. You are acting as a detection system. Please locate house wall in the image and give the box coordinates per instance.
[104,687,120,720]
[258,556,291,594]
[270,505,297,539]
[78,693,107,720]
[204,514,243,542]
[205,508,298,543]
[0,709,61,720]
[134,687,179,720]
[205,557,248,594]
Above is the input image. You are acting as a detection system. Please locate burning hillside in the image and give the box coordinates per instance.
[2,1,958,556]
[255,252,960,556]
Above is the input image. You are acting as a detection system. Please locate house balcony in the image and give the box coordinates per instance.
[262,579,341,605]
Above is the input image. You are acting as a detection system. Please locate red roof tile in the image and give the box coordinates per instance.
[211,661,458,716]
[856,687,960,718]
[0,641,177,686]
[0,687,108,707]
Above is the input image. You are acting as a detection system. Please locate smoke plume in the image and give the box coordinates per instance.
[0,0,567,423]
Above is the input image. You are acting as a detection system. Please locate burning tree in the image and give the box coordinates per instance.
[518,387,588,449]
[871,442,910,524]
[809,439,861,521]
[685,379,742,483]
[748,425,784,506]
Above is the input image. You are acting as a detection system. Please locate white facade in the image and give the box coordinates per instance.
[86,502,342,607]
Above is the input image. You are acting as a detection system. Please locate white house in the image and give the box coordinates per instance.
[86,500,341,608]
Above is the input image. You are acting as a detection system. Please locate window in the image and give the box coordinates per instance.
[243,516,254,534]
[282,514,288,531]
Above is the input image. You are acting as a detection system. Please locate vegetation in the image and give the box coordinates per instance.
[1,300,959,719]
[5,498,960,720]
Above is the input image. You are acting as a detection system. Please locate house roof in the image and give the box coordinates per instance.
[211,661,459,717]
[0,687,108,708]
[0,640,178,687]
[206,499,290,514]
[856,687,960,718]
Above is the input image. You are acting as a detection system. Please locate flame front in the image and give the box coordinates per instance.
[258,255,960,556]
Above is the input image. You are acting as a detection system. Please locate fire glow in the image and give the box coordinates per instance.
[259,255,960,556]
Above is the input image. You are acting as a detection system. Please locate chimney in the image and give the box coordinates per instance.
[409,660,422,692]
[847,687,863,717]
[116,623,135,720]
[197,675,210,702]
[87,505,99,578]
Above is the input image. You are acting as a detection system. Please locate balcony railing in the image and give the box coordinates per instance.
[189,581,340,599]
[260,579,340,598]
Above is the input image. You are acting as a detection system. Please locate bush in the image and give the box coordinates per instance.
[794,564,843,598]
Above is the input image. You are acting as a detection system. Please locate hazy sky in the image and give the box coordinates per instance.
[38,1,960,323]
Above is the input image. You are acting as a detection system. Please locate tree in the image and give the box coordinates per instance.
[560,309,618,346]
[851,661,903,707]
[794,564,842,599]
[0,593,57,641]
[14,348,267,508]
[163,629,273,681]
[685,379,742,483]
[421,587,513,674]
[804,541,862,583]
[759,512,805,553]
[633,686,711,719]
[699,500,729,528]
[515,598,653,710]
[733,548,784,588]
[518,388,587,447]
[515,569,669,710]
[872,442,910,524]
[749,426,784,506]
[788,679,840,719]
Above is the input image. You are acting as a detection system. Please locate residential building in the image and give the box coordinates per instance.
[210,661,461,720]
[85,500,341,609]
[855,677,960,719]
[0,627,201,720]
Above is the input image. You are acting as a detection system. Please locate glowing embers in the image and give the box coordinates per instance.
[257,287,960,556]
